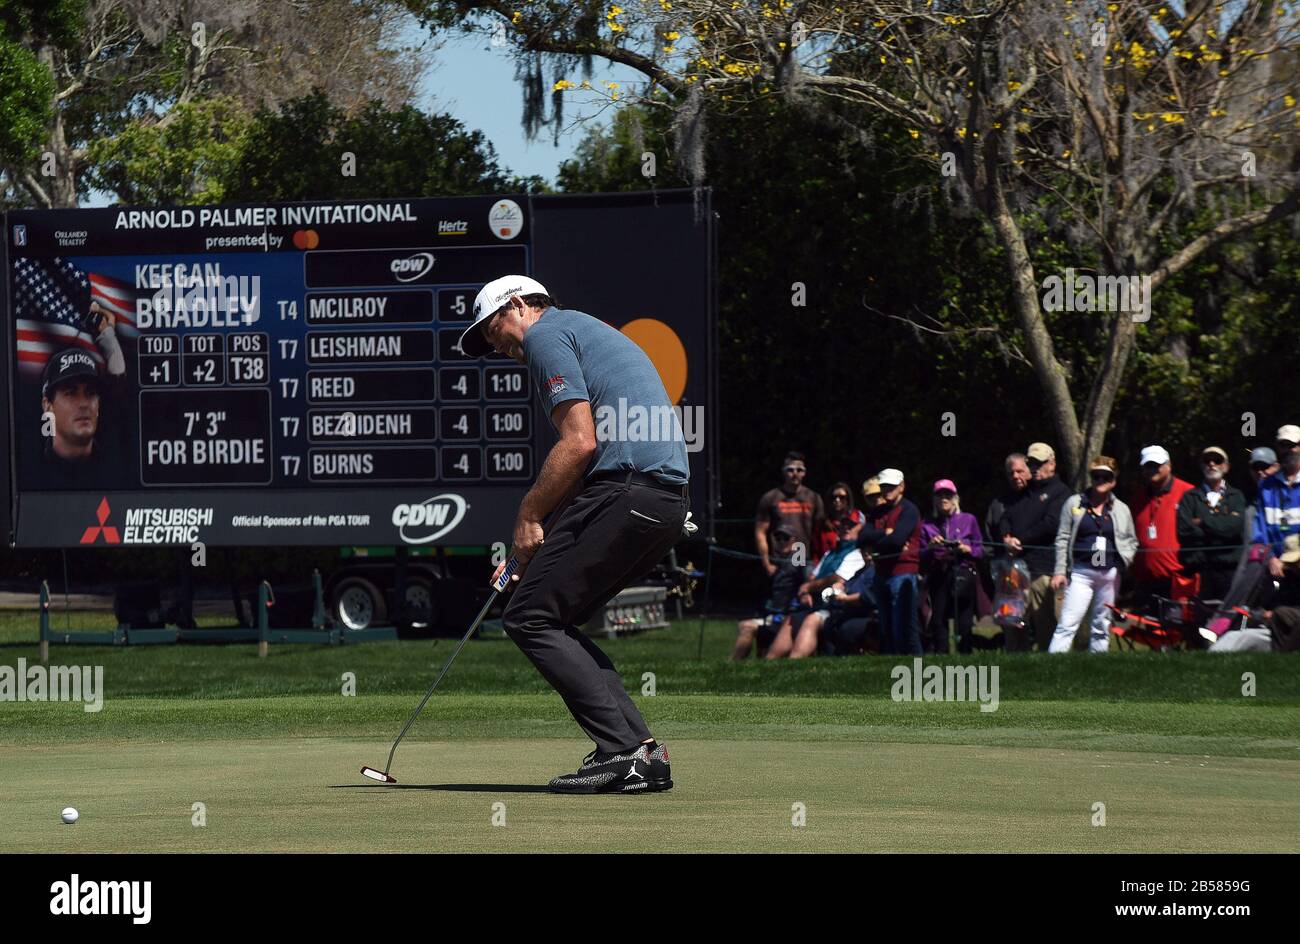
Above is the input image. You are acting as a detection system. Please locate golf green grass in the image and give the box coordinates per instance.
[4,731,1297,852]
[2,615,1298,851]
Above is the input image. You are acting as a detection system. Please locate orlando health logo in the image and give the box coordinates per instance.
[80,497,121,545]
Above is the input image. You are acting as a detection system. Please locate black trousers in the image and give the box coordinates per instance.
[925,567,975,654]
[1194,567,1234,602]
[502,478,688,754]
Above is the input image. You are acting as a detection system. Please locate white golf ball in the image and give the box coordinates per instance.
[60,807,79,825]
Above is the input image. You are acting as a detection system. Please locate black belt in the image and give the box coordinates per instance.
[586,469,688,496]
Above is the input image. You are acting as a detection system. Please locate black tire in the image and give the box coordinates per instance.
[331,577,387,631]
[402,577,436,628]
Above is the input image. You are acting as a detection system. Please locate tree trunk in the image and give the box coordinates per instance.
[1076,309,1136,488]
[984,176,1084,480]
[47,108,79,208]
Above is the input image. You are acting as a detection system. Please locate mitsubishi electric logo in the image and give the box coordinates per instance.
[79,498,213,544]
[80,498,121,545]
[393,494,468,544]
[390,252,434,282]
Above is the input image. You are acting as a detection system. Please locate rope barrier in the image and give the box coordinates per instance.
[697,537,1259,567]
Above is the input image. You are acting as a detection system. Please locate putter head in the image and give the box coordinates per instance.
[360,766,397,784]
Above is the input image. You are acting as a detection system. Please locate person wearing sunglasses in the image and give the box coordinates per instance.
[1130,444,1196,610]
[755,452,824,578]
[813,483,862,564]
[1176,446,1249,601]
[1048,456,1138,652]
[1248,446,1279,497]
[1250,424,1300,579]
[856,468,924,655]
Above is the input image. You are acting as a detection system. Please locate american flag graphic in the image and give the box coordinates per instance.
[12,256,140,376]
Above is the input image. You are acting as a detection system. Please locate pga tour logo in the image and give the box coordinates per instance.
[393,494,467,544]
[50,874,152,924]
[13,224,27,246]
[390,252,434,283]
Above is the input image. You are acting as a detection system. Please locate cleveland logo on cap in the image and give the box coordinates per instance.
[474,284,527,318]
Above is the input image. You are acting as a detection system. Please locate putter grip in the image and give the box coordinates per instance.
[492,556,520,593]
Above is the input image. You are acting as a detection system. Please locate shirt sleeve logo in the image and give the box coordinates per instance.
[546,374,567,395]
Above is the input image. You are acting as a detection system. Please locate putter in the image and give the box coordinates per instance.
[360,555,520,784]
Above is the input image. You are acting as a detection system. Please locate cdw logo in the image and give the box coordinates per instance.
[81,497,121,544]
[389,252,434,282]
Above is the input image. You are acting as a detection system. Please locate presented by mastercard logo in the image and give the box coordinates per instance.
[620,318,688,404]
[292,229,320,250]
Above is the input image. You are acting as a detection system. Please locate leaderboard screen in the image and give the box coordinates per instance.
[4,196,537,546]
[2,191,717,548]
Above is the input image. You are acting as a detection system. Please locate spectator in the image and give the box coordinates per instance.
[813,482,862,564]
[857,468,924,655]
[1176,446,1249,601]
[997,443,1069,650]
[754,451,824,578]
[1248,446,1279,498]
[1252,424,1300,580]
[985,453,1030,547]
[1049,456,1138,653]
[730,526,804,660]
[1211,534,1300,652]
[861,476,882,513]
[820,562,880,655]
[920,479,984,653]
[767,515,866,659]
[1130,444,1196,605]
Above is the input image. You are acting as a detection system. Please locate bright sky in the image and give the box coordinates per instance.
[81,19,646,207]
[415,25,647,186]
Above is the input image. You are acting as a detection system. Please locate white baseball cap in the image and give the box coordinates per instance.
[459,275,549,357]
[1276,424,1300,444]
[876,468,904,487]
[1139,445,1170,466]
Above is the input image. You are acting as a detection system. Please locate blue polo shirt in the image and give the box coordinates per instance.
[522,307,689,484]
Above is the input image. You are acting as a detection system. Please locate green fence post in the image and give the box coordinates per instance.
[258,581,271,658]
[39,580,50,665]
[312,569,325,630]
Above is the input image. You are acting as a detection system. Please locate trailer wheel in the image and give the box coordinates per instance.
[403,577,435,627]
[332,577,387,631]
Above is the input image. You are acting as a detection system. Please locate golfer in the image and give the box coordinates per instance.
[459,276,689,794]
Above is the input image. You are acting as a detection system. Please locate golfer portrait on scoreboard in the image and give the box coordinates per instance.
[459,275,689,794]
